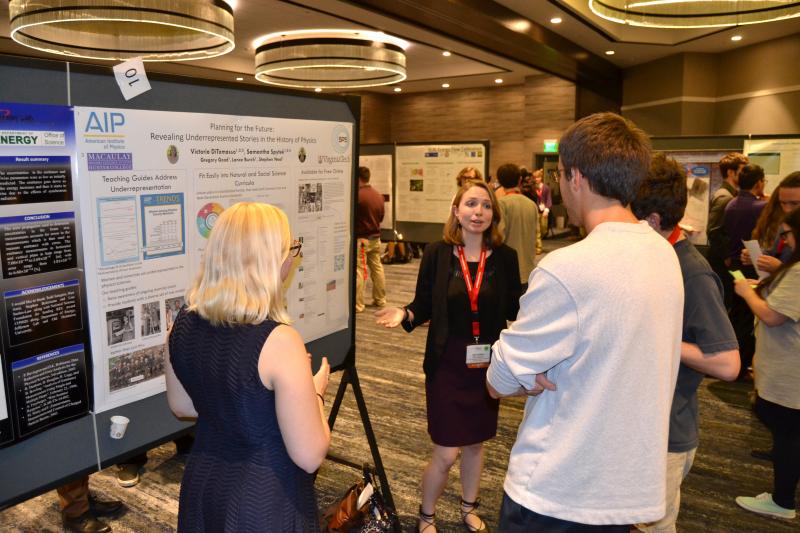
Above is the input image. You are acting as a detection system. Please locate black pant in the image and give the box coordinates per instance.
[755,396,800,510]
[498,493,629,533]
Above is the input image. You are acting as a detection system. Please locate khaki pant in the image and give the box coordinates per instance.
[636,448,697,533]
[57,476,90,518]
[355,238,386,312]
[536,211,548,253]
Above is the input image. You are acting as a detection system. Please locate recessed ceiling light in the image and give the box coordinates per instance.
[235,76,244,81]
[605,50,615,55]
[394,87,402,92]
[314,88,322,92]
[442,83,450,88]
[731,35,743,41]
[550,17,562,24]
[442,51,451,57]
[495,78,503,84]
[507,20,531,32]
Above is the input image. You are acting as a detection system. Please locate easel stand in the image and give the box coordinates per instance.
[326,364,402,533]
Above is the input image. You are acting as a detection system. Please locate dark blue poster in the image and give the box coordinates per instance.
[0,102,90,447]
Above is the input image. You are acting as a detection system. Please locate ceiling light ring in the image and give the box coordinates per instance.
[256,38,405,55]
[256,45,406,67]
[8,0,235,61]
[256,63,405,84]
[254,73,407,89]
[256,57,407,71]
[254,29,408,89]
[589,0,800,28]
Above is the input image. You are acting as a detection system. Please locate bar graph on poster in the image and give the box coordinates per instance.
[74,107,353,412]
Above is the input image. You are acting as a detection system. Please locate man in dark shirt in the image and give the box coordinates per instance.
[355,166,386,312]
[722,164,765,377]
[707,152,747,309]
[723,164,766,269]
[632,153,740,533]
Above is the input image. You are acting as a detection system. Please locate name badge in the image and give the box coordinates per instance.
[466,344,491,368]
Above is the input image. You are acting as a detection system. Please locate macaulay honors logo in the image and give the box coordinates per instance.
[331,124,350,154]
[87,152,133,171]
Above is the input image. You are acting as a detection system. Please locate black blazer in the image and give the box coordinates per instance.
[403,241,521,376]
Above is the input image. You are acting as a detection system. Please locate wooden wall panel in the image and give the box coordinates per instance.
[357,74,576,175]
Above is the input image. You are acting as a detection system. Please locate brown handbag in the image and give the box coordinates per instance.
[320,479,368,532]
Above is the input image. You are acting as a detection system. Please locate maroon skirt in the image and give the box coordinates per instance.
[425,336,500,447]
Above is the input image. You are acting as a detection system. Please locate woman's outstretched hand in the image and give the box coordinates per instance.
[375,307,406,328]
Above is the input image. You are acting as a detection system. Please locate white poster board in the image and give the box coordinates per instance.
[74,107,353,412]
[359,154,393,230]
[666,151,731,246]
[395,144,485,223]
[744,138,800,196]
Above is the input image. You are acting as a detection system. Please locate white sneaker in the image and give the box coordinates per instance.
[736,492,796,519]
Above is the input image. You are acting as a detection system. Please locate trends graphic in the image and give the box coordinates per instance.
[196,202,223,238]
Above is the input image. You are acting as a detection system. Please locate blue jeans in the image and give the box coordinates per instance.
[499,493,630,533]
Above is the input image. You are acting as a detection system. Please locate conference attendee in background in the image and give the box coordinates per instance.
[455,166,483,188]
[532,169,552,254]
[733,207,800,521]
[376,180,521,533]
[743,171,800,274]
[724,164,767,379]
[487,112,683,532]
[165,202,330,532]
[496,163,538,290]
[631,152,740,533]
[707,152,748,307]
[355,166,387,313]
[57,478,125,533]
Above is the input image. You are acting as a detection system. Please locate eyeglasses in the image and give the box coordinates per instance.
[289,241,303,257]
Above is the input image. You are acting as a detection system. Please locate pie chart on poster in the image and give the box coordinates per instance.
[197,202,224,238]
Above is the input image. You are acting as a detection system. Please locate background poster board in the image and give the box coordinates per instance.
[395,143,486,224]
[74,107,354,413]
[392,141,488,243]
[359,153,393,231]
[0,102,91,447]
[744,137,800,196]
[664,150,731,246]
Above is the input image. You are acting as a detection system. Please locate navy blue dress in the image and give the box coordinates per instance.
[169,309,319,532]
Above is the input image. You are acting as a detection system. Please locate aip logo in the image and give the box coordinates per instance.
[331,124,350,154]
[84,111,126,133]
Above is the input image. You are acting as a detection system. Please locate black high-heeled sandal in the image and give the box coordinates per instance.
[418,505,436,532]
[460,498,488,533]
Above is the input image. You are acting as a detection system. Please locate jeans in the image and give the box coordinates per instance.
[498,493,630,533]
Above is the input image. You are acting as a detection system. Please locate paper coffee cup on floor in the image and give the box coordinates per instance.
[110,415,129,439]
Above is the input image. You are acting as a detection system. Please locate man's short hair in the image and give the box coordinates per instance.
[631,152,687,230]
[358,166,370,182]
[738,164,764,191]
[719,152,748,178]
[497,163,521,189]
[559,112,651,206]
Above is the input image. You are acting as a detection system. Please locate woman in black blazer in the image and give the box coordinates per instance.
[377,179,521,533]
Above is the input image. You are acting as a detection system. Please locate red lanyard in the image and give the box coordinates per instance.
[667,226,682,245]
[457,246,487,341]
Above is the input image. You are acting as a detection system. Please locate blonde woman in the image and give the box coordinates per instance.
[165,202,330,532]
[377,180,521,532]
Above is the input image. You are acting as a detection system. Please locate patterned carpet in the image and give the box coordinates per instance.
[0,238,794,532]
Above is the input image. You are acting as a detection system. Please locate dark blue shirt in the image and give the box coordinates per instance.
[723,191,766,265]
[669,240,739,452]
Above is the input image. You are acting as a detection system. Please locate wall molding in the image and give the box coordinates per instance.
[622,83,800,111]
